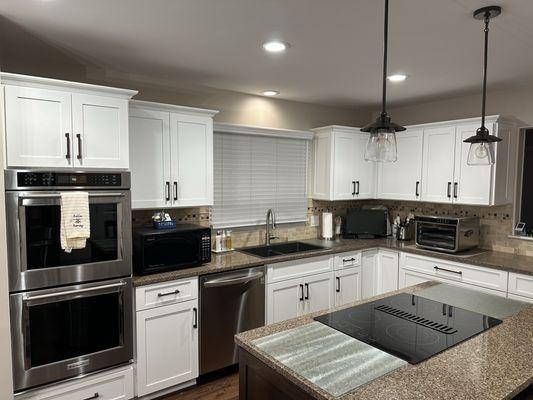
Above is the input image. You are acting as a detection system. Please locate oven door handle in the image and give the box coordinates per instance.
[23,281,127,303]
[20,193,125,199]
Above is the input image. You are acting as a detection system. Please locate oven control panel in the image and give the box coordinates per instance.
[17,172,122,187]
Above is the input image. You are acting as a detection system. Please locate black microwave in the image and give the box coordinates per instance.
[133,224,211,275]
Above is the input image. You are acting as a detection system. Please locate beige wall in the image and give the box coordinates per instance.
[386,85,533,127]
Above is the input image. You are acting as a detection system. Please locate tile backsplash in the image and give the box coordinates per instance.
[131,199,533,256]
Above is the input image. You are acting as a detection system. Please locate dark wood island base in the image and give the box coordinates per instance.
[239,348,316,400]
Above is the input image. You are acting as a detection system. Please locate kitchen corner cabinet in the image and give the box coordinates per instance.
[361,250,399,299]
[2,72,136,169]
[311,125,375,201]
[135,278,199,397]
[377,128,423,201]
[129,100,218,209]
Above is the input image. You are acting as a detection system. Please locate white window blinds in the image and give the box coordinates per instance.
[213,132,308,228]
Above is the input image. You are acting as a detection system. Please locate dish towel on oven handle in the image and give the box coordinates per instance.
[60,192,90,252]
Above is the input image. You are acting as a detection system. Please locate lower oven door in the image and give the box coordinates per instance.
[10,278,133,393]
[5,190,132,292]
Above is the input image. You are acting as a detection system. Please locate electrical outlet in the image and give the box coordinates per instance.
[309,215,319,227]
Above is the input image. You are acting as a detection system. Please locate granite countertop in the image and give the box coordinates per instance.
[235,283,533,400]
[132,237,533,286]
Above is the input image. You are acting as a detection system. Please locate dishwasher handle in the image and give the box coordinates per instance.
[203,271,264,288]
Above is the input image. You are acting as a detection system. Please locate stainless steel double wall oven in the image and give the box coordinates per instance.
[5,170,134,393]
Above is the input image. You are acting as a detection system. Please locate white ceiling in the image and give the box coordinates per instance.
[1,0,533,107]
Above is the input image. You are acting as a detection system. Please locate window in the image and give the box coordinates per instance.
[213,131,309,228]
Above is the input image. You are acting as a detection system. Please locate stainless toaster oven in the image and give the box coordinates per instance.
[415,216,479,253]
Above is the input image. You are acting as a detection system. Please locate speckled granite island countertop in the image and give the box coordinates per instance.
[235,283,533,400]
[133,237,533,286]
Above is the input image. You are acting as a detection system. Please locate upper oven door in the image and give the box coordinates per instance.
[5,190,132,292]
[10,278,133,392]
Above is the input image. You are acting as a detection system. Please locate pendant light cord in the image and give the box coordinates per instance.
[481,14,490,131]
[381,0,389,116]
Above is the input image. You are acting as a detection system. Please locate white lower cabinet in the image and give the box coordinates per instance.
[17,366,134,400]
[508,272,533,300]
[334,267,362,307]
[135,278,199,398]
[361,250,399,299]
[304,272,335,314]
[508,293,533,303]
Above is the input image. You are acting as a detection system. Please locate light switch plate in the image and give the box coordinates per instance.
[309,215,319,227]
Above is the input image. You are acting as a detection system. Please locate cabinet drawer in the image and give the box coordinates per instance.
[136,278,198,311]
[19,366,133,400]
[508,273,533,299]
[334,252,361,270]
[400,253,508,292]
[267,255,333,283]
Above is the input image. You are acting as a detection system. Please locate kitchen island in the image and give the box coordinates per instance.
[235,282,533,400]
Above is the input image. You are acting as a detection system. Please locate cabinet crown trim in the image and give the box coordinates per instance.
[311,125,362,135]
[215,122,313,140]
[130,99,219,117]
[1,72,138,99]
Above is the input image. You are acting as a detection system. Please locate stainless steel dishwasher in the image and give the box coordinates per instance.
[200,266,265,375]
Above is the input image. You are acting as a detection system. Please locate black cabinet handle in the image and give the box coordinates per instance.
[76,133,82,160]
[356,181,360,195]
[447,182,452,198]
[193,307,198,328]
[434,266,462,275]
[65,133,71,160]
[304,283,309,300]
[415,181,420,197]
[173,181,178,201]
[83,394,99,400]
[352,181,356,196]
[342,258,356,263]
[165,182,170,201]
[335,277,341,293]
[299,284,304,301]
[453,182,458,199]
[157,289,180,297]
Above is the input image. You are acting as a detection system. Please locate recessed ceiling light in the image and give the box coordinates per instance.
[387,74,408,82]
[261,90,280,96]
[262,41,289,53]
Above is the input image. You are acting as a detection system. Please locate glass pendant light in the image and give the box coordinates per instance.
[463,6,502,166]
[361,0,405,162]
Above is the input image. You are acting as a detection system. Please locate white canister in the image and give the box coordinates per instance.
[322,212,333,240]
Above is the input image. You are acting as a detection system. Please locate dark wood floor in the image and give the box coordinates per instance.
[162,372,238,400]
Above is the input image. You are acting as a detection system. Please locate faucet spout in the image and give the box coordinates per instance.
[265,209,277,246]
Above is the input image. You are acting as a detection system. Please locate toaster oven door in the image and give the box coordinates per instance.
[416,222,458,251]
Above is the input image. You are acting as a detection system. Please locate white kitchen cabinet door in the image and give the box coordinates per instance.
[376,250,399,295]
[303,272,333,314]
[362,250,399,299]
[312,133,331,199]
[353,133,376,199]
[334,267,362,307]
[170,113,213,206]
[72,94,129,169]
[4,86,73,168]
[453,123,493,205]
[399,268,432,289]
[421,125,456,203]
[129,108,172,209]
[332,132,357,200]
[361,250,379,299]
[266,277,304,324]
[377,128,423,200]
[136,300,199,397]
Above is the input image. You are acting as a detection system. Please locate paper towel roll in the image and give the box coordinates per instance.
[322,212,333,240]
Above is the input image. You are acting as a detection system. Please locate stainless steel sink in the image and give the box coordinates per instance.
[239,241,328,258]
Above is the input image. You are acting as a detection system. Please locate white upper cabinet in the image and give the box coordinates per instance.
[72,94,129,168]
[129,108,171,209]
[2,73,137,169]
[377,128,423,200]
[311,125,375,200]
[129,101,218,209]
[170,113,214,207]
[421,125,457,203]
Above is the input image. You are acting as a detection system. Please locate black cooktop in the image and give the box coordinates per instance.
[314,293,502,364]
